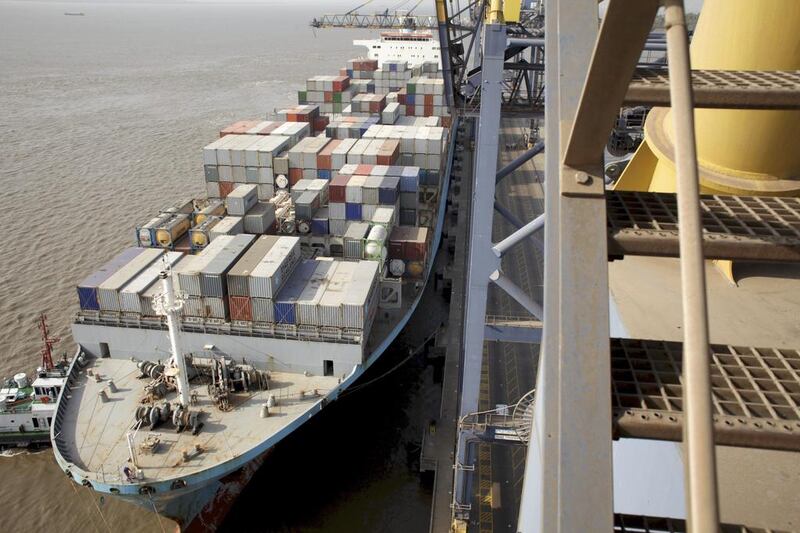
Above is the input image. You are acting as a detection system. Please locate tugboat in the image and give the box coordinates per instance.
[0,314,68,448]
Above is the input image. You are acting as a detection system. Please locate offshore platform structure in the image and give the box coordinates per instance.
[436,0,800,532]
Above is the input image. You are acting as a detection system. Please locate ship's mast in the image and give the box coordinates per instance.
[157,270,191,407]
[38,313,59,371]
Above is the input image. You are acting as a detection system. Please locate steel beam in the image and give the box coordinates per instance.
[496,141,544,183]
[493,203,544,253]
[459,22,505,417]
[490,270,543,320]
[564,0,659,169]
[518,1,614,531]
[492,214,544,257]
[452,21,507,514]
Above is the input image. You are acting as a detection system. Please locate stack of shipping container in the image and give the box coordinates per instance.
[85,55,447,337]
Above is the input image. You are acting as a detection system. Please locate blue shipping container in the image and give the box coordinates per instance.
[346,202,363,220]
[379,177,400,205]
[317,169,331,180]
[311,217,329,236]
[273,260,317,324]
[407,94,416,105]
[400,175,419,193]
[77,247,145,311]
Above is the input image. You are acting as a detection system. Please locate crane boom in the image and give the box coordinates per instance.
[310,12,437,30]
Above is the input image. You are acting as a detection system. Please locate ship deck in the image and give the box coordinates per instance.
[58,356,340,485]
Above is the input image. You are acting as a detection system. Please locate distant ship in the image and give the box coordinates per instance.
[50,31,455,529]
[63,12,85,16]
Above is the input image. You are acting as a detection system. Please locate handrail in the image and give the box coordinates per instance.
[663,1,719,529]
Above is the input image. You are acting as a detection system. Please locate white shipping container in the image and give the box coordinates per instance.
[332,138,357,170]
[209,216,243,240]
[302,137,330,170]
[329,219,348,236]
[230,135,261,167]
[203,297,227,319]
[296,260,338,326]
[257,184,275,201]
[244,202,276,234]
[176,237,233,296]
[226,184,259,216]
[307,179,329,205]
[248,236,302,299]
[203,137,226,165]
[362,176,382,205]
[97,248,164,311]
[119,252,184,314]
[341,260,379,329]
[345,175,367,203]
[328,202,346,220]
[251,297,275,323]
[182,296,206,318]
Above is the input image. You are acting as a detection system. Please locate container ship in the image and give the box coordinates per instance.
[50,32,454,528]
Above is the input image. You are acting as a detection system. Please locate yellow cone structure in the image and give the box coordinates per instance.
[615,0,800,284]
[615,0,800,195]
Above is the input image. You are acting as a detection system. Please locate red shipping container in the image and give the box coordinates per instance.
[332,76,350,92]
[425,104,434,117]
[316,138,340,170]
[364,59,378,71]
[324,91,333,103]
[229,296,253,322]
[406,104,415,116]
[355,164,373,175]
[313,116,329,134]
[389,226,429,262]
[289,168,303,186]
[220,120,260,138]
[424,94,433,106]
[329,174,351,203]
[219,181,235,198]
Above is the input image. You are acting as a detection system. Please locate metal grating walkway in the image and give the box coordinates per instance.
[611,339,800,451]
[614,514,784,533]
[625,69,800,110]
[607,191,800,262]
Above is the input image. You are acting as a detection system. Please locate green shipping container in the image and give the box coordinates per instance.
[298,91,307,104]
[407,83,416,94]
[333,92,342,103]
[333,102,342,113]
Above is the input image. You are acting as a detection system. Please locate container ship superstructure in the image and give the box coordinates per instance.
[50,33,454,528]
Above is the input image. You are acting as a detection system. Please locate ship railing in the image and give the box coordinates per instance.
[74,312,363,346]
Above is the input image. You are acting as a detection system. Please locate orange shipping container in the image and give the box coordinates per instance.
[219,181,235,198]
[377,139,400,166]
[316,139,341,170]
[289,168,303,186]
[220,120,260,138]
